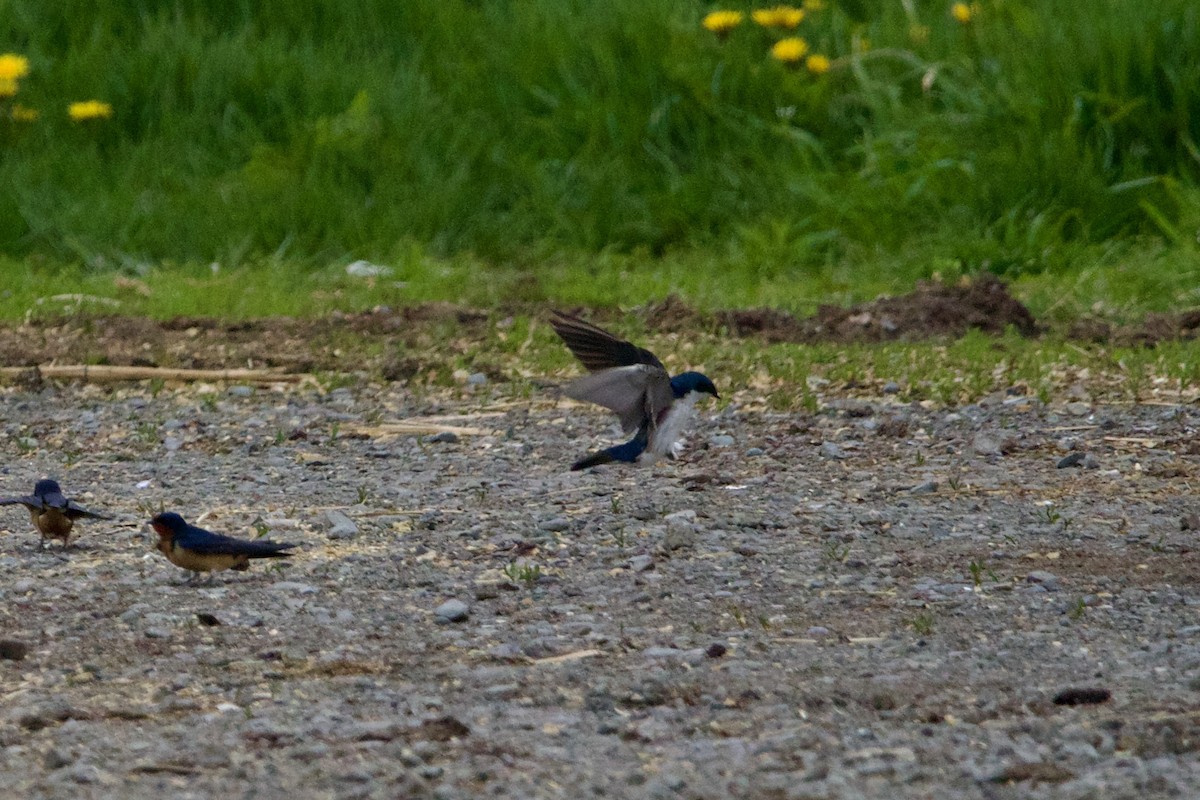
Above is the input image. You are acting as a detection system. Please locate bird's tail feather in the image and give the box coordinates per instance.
[571,450,617,471]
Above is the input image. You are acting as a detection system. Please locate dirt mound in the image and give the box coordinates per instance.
[649,274,1038,343]
[1069,310,1200,346]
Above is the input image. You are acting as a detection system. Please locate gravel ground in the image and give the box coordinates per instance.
[1,378,1199,799]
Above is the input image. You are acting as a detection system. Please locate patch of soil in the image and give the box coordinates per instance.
[649,274,1039,343]
[1069,309,1200,346]
[0,276,1197,376]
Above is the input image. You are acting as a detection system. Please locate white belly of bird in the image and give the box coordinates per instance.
[645,393,700,461]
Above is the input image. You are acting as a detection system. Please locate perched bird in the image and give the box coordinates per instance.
[149,512,295,582]
[0,478,108,549]
[551,311,719,470]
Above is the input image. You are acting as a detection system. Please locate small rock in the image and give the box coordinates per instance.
[1182,514,1200,532]
[710,434,735,448]
[1026,571,1061,591]
[972,434,1002,457]
[820,441,845,459]
[628,555,654,573]
[1057,452,1085,469]
[705,642,728,658]
[43,748,72,770]
[642,646,683,659]
[324,510,358,540]
[745,447,764,457]
[227,385,254,398]
[466,372,489,386]
[882,381,901,394]
[1052,687,1111,706]
[144,628,171,639]
[270,581,319,594]
[345,260,392,278]
[1082,453,1101,469]
[435,599,470,623]
[806,626,832,638]
[539,517,570,533]
[162,436,183,452]
[909,480,938,495]
[0,640,29,661]
[426,431,458,444]
[1065,401,1091,417]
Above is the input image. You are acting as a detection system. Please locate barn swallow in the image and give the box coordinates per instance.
[551,311,719,470]
[149,512,295,582]
[0,479,108,548]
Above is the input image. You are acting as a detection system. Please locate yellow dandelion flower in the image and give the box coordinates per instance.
[11,104,39,122]
[802,0,826,10]
[805,54,831,75]
[752,6,804,29]
[68,100,113,121]
[951,2,974,23]
[771,37,809,64]
[0,53,30,81]
[0,77,17,98]
[702,10,745,35]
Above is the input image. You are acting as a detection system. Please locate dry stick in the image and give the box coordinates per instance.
[0,365,304,384]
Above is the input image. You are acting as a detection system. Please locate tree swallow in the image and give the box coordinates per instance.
[0,478,108,549]
[149,512,295,582]
[551,311,719,470]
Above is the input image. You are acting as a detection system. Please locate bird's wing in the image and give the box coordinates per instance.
[551,312,664,371]
[564,364,673,434]
[0,495,42,509]
[178,528,294,557]
[64,501,109,521]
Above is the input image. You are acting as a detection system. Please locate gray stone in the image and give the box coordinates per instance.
[1057,452,1085,468]
[1027,571,1061,591]
[324,510,358,540]
[435,599,470,623]
[973,433,1002,456]
[820,441,845,459]
[426,431,459,444]
[710,434,735,447]
[628,555,655,573]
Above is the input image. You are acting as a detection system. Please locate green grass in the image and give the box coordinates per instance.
[1,0,1198,295]
[0,237,1196,322]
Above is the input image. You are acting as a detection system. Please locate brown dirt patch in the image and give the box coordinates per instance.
[0,276,1197,376]
[650,273,1039,342]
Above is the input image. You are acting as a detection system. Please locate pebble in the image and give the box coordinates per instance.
[324,510,358,539]
[628,555,655,573]
[539,516,570,533]
[972,433,1002,456]
[1057,452,1085,468]
[710,434,735,447]
[909,480,938,494]
[227,385,254,397]
[820,441,846,459]
[0,639,29,660]
[466,372,488,386]
[1026,571,1061,591]
[883,381,901,394]
[435,599,470,623]
[426,431,458,444]
[745,447,764,457]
